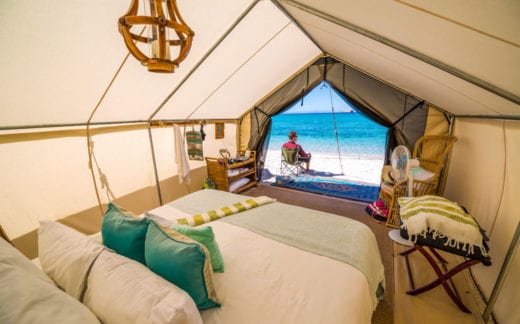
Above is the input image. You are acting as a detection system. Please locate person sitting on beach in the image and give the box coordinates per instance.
[282,130,311,171]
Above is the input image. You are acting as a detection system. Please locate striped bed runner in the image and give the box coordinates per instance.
[176,195,276,226]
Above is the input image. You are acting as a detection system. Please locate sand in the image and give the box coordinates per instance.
[263,149,385,185]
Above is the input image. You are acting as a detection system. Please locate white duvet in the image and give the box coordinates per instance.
[200,220,373,324]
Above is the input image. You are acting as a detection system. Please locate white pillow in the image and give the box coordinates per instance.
[0,237,100,323]
[145,204,193,225]
[83,249,203,324]
[38,220,105,300]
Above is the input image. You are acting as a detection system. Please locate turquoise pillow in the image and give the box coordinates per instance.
[101,203,149,264]
[173,224,225,272]
[145,222,220,310]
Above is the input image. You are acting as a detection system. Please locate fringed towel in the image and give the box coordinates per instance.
[174,125,191,184]
[399,195,486,256]
[176,196,276,226]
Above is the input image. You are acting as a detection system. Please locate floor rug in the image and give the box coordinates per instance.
[272,175,380,202]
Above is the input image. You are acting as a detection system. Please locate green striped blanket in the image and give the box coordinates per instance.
[399,195,486,255]
[176,195,276,226]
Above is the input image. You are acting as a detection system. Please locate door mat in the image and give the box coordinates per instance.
[272,175,380,202]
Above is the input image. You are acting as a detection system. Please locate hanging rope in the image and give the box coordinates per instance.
[88,140,117,203]
[328,84,345,175]
[85,56,127,214]
[85,28,143,215]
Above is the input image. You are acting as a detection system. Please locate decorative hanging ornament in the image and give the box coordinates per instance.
[118,0,194,73]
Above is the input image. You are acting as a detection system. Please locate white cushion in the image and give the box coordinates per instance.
[0,237,100,323]
[38,220,104,300]
[83,249,203,324]
[411,166,435,181]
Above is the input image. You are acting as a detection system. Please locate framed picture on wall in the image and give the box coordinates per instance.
[215,123,225,139]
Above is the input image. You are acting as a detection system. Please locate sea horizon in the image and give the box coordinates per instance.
[262,112,387,184]
[266,112,388,159]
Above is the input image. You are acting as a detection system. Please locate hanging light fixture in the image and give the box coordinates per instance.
[118,0,194,73]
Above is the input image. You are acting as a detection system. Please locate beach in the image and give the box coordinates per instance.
[262,150,384,185]
[263,112,387,185]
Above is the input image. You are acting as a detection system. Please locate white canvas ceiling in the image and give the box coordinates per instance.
[279,0,519,116]
[0,0,518,131]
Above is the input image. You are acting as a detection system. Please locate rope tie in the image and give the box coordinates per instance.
[86,26,145,216]
[328,84,344,175]
[88,140,116,203]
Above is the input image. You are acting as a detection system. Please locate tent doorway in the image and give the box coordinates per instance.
[244,57,431,200]
[261,81,387,200]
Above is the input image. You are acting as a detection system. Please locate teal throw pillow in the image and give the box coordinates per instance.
[101,203,149,264]
[145,221,220,310]
[173,224,225,272]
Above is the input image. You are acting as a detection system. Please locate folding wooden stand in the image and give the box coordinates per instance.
[397,200,493,313]
[400,243,491,313]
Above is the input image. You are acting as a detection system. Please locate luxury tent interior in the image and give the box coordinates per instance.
[1,0,519,323]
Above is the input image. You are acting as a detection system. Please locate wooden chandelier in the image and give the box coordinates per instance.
[118,0,194,73]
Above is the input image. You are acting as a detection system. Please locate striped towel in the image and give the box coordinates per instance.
[176,196,276,226]
[399,195,486,255]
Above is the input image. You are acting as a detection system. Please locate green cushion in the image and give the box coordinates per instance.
[174,224,224,272]
[101,203,150,264]
[145,222,220,310]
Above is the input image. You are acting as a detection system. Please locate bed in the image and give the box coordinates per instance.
[145,189,385,324]
[16,189,384,323]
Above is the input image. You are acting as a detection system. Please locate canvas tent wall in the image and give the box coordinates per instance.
[0,0,321,253]
[0,0,519,322]
[0,122,238,254]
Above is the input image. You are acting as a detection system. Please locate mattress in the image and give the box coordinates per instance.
[147,189,385,324]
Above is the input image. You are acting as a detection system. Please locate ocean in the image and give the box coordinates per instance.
[267,112,388,159]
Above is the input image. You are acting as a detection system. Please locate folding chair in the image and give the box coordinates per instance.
[280,147,305,176]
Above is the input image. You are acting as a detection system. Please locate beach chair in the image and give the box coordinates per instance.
[280,147,305,176]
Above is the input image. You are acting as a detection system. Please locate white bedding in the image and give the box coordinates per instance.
[200,220,373,324]
[148,190,381,323]
[29,190,381,323]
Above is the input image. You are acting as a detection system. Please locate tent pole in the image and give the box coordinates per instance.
[143,1,259,203]
[270,0,324,53]
[278,0,520,105]
[483,221,520,322]
[147,0,260,121]
[390,101,425,127]
[147,122,163,206]
[85,51,133,215]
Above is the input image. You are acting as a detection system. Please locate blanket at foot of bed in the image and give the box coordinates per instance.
[221,202,385,309]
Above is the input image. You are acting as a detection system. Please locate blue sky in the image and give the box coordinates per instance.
[284,81,356,114]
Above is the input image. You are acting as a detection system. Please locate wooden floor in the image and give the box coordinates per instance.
[243,183,489,324]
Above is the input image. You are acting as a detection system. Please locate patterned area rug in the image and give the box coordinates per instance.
[272,175,380,202]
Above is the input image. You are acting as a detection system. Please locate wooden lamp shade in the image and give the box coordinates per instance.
[118,0,194,73]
